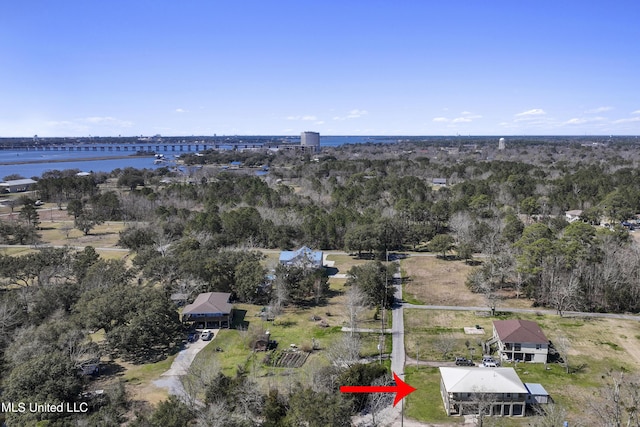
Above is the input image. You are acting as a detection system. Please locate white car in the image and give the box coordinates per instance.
[201,330,213,341]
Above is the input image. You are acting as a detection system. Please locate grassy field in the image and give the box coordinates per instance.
[404,367,463,425]
[403,308,640,424]
[401,256,482,306]
[401,255,545,309]
[120,355,177,404]
[190,267,395,396]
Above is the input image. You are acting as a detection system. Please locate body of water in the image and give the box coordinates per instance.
[0,136,397,178]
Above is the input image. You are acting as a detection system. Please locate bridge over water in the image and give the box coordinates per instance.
[1,142,268,152]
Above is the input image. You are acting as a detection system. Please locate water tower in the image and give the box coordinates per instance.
[498,137,506,150]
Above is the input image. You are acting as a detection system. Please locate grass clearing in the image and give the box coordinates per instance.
[120,355,177,404]
[401,256,482,307]
[404,308,640,423]
[401,255,559,310]
[324,253,371,274]
[404,366,463,424]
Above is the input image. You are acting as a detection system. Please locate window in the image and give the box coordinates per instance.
[514,343,521,351]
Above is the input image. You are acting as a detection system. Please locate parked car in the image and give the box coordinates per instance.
[481,355,500,367]
[455,357,475,366]
[201,330,213,341]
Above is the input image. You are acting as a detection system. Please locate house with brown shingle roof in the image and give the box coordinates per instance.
[490,320,549,363]
[182,292,233,329]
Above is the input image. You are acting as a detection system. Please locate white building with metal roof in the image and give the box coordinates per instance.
[439,367,528,417]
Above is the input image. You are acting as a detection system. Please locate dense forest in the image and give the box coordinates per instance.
[2,138,640,425]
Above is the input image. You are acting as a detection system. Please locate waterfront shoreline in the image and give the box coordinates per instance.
[0,154,154,166]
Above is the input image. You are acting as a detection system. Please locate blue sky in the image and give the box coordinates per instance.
[1,1,639,136]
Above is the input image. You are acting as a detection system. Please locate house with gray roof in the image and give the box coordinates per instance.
[439,367,528,417]
[182,292,233,329]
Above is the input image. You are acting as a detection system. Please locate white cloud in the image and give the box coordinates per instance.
[85,116,115,124]
[347,109,368,118]
[433,112,481,124]
[563,117,606,125]
[286,115,318,121]
[315,121,325,125]
[613,116,640,124]
[83,116,133,127]
[333,109,369,120]
[175,108,187,113]
[632,110,640,115]
[515,109,546,117]
[585,106,612,114]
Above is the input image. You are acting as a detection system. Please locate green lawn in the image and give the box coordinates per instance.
[404,366,463,424]
[403,309,640,424]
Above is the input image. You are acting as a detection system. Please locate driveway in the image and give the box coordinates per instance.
[153,330,217,399]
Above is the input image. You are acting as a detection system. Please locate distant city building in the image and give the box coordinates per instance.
[498,137,506,150]
[300,131,321,152]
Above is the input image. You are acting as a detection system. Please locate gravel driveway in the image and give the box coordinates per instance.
[153,330,217,399]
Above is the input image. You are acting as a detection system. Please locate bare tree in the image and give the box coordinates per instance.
[172,276,205,304]
[181,356,221,409]
[345,285,368,337]
[366,375,394,426]
[269,274,289,316]
[434,333,456,360]
[0,300,21,345]
[327,333,361,367]
[554,335,571,374]
[235,379,264,423]
[470,387,498,427]
[153,232,174,258]
[590,371,640,427]
[60,327,100,371]
[530,403,568,427]
[60,223,73,239]
[195,401,233,427]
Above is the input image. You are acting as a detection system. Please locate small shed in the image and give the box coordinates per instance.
[432,178,447,186]
[525,383,551,404]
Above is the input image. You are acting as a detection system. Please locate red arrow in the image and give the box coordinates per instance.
[339,371,416,407]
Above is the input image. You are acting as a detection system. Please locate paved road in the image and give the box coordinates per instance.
[403,303,640,321]
[0,243,130,252]
[390,270,405,381]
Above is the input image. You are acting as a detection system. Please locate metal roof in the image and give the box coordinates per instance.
[440,367,528,394]
[0,178,37,186]
[525,383,549,396]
